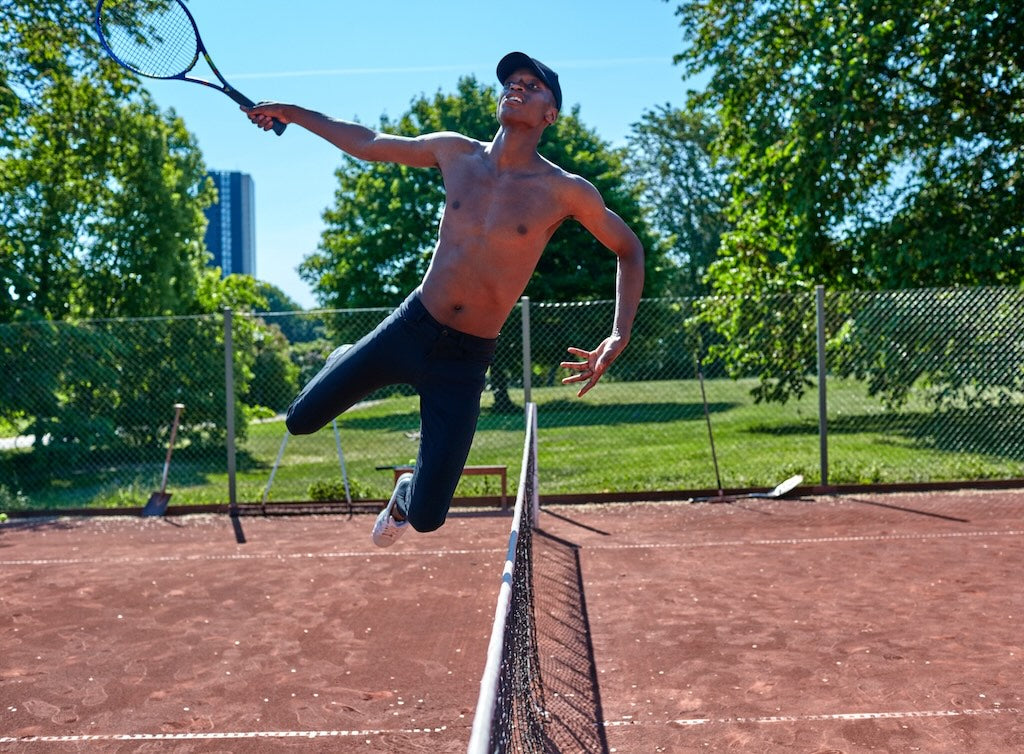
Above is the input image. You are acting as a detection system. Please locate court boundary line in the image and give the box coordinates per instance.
[0,547,500,567]
[603,705,1022,729]
[0,725,450,744]
[5,706,1018,744]
[3,529,1022,568]
[582,528,1024,551]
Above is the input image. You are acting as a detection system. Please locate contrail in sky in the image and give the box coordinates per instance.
[228,57,673,80]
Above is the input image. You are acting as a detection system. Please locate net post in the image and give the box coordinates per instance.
[528,402,539,528]
[521,295,532,407]
[223,307,237,509]
[332,419,353,508]
[816,285,829,486]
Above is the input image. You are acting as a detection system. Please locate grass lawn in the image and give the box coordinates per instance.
[3,378,1022,511]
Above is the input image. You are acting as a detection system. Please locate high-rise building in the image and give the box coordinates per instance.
[203,171,255,277]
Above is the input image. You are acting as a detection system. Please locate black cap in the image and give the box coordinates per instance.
[496,51,562,111]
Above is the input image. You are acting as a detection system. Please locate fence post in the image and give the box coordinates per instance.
[521,296,532,417]
[224,307,237,507]
[815,286,829,487]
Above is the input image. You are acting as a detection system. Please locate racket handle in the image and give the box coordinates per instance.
[227,88,287,136]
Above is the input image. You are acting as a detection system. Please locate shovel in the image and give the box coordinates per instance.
[142,403,185,516]
[689,474,805,503]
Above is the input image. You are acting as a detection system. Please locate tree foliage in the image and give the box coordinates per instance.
[670,0,1024,403]
[674,0,1023,289]
[828,287,1024,409]
[1,1,226,322]
[627,104,730,297]
[0,1,277,463]
[254,280,323,344]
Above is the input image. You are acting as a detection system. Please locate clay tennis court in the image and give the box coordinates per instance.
[2,488,1022,752]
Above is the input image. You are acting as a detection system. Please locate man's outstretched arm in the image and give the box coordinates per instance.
[560,180,645,397]
[244,102,456,168]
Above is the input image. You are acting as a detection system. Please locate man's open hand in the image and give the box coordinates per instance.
[560,335,626,397]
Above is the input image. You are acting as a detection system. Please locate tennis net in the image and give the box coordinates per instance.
[468,402,548,753]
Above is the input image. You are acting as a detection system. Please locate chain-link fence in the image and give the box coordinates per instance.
[2,286,1022,512]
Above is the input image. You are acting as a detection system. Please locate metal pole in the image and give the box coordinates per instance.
[332,419,352,506]
[696,357,723,496]
[520,296,532,424]
[260,432,289,506]
[224,307,237,507]
[816,286,829,487]
[527,402,539,528]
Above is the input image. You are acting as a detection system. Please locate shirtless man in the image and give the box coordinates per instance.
[246,52,644,545]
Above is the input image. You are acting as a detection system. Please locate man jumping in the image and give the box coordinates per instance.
[246,52,644,546]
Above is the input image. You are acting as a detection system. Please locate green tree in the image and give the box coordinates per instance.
[670,0,1024,403]
[254,280,323,344]
[0,1,270,461]
[1,1,217,322]
[627,104,730,297]
[15,77,214,320]
[245,322,301,414]
[255,281,303,313]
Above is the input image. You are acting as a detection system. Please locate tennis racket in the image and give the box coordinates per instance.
[94,0,286,135]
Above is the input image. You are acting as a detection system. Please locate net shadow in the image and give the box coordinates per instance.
[533,528,609,754]
[847,496,970,522]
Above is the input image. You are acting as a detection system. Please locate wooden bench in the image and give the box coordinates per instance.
[376,464,509,508]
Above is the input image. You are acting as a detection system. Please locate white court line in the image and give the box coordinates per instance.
[2,529,1022,568]
[0,725,446,744]
[0,547,498,567]
[603,706,1022,728]
[3,708,1019,744]
[584,529,1024,552]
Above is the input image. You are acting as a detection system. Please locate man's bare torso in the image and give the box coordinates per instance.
[418,137,575,338]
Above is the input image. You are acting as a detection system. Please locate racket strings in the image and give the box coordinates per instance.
[99,1,199,78]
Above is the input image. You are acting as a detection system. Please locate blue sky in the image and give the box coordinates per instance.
[142,0,703,308]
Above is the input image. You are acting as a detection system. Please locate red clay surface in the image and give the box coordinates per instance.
[1,488,1023,752]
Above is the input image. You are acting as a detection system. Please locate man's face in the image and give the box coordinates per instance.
[498,68,558,126]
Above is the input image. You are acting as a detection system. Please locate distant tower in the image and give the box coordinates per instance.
[203,171,255,277]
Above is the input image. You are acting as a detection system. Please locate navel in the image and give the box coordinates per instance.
[451,200,461,210]
[516,224,528,235]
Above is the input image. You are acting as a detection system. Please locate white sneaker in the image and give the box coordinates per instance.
[372,472,412,547]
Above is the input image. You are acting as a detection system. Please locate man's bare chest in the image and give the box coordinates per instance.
[442,170,566,241]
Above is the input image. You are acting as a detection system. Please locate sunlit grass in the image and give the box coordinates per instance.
[5,377,1023,510]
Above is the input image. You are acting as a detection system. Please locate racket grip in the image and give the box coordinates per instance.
[229,88,287,136]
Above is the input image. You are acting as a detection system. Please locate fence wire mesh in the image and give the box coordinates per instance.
[823,287,1024,483]
[1,287,1022,511]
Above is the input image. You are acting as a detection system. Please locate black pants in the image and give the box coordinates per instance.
[286,290,497,532]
